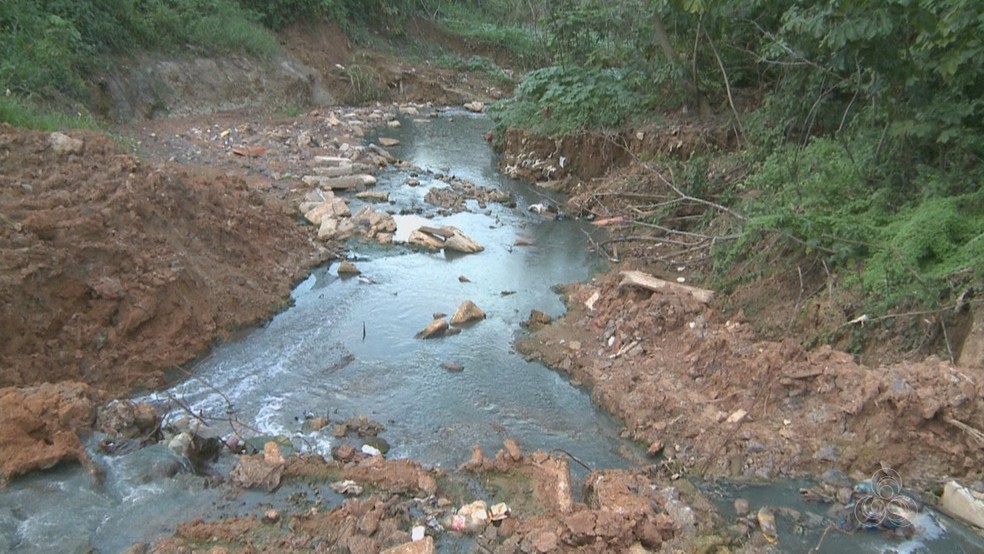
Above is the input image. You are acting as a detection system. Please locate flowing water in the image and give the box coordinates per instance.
[0,111,636,552]
[2,111,983,553]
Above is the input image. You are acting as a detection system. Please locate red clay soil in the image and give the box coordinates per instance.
[517,271,984,491]
[0,125,327,396]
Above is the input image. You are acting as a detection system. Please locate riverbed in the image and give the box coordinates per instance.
[0,111,640,552]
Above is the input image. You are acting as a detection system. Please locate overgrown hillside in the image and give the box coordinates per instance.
[491,0,984,360]
[3,0,982,359]
[0,0,540,125]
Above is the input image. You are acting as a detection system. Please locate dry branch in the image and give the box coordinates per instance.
[619,270,715,304]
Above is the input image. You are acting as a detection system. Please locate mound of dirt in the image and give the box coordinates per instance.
[518,271,984,490]
[0,381,100,484]
[0,125,327,395]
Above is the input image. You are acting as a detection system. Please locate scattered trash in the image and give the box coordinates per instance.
[489,502,510,522]
[361,443,382,457]
[330,480,364,496]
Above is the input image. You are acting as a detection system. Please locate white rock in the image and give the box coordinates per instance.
[941,481,984,529]
[411,525,426,541]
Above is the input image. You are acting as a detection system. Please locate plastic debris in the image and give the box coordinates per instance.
[330,480,364,496]
[489,502,510,522]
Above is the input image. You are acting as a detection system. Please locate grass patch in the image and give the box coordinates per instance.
[439,18,546,70]
[0,95,96,131]
[0,0,280,110]
[339,63,386,104]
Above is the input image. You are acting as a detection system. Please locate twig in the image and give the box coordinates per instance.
[703,27,745,147]
[632,220,743,241]
[648,167,748,222]
[602,235,699,248]
[166,392,210,427]
[550,448,593,471]
[944,416,984,447]
[791,265,805,328]
[941,317,955,365]
[581,228,619,262]
[809,525,834,554]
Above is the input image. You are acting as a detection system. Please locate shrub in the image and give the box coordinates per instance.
[490,65,637,135]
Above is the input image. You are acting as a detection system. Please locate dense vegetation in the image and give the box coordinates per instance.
[1,0,980,350]
[487,0,983,351]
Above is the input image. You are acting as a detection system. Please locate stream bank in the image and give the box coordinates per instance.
[3,107,984,553]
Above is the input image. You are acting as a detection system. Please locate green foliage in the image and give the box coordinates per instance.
[440,19,545,70]
[237,0,345,30]
[0,0,280,106]
[864,186,984,305]
[490,66,637,134]
[339,64,385,104]
[0,94,96,130]
[238,0,419,31]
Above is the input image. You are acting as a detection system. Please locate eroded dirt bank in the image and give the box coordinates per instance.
[4,17,984,550]
[0,125,328,395]
[516,271,984,491]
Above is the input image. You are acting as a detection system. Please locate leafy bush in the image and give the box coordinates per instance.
[490,65,641,134]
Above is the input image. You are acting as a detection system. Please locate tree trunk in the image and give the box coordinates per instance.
[652,11,712,119]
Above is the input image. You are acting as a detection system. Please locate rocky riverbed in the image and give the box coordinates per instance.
[3,100,984,553]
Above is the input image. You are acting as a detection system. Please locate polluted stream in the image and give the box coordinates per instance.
[3,112,984,553]
[0,111,635,552]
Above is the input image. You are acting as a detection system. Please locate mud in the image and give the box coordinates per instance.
[0,125,328,396]
[516,271,984,491]
[4,17,984,553]
[0,381,100,484]
[497,120,736,186]
[147,444,717,554]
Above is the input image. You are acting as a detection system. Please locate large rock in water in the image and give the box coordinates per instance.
[407,229,446,251]
[0,382,99,483]
[450,300,486,325]
[443,228,484,253]
[406,225,484,254]
[97,400,160,440]
[415,318,449,339]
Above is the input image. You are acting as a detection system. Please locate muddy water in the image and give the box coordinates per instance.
[0,112,637,552]
[145,111,634,468]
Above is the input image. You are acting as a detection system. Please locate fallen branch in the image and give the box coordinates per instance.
[619,270,714,304]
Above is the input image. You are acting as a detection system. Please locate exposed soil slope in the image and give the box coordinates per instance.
[517,271,984,491]
[0,125,327,395]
